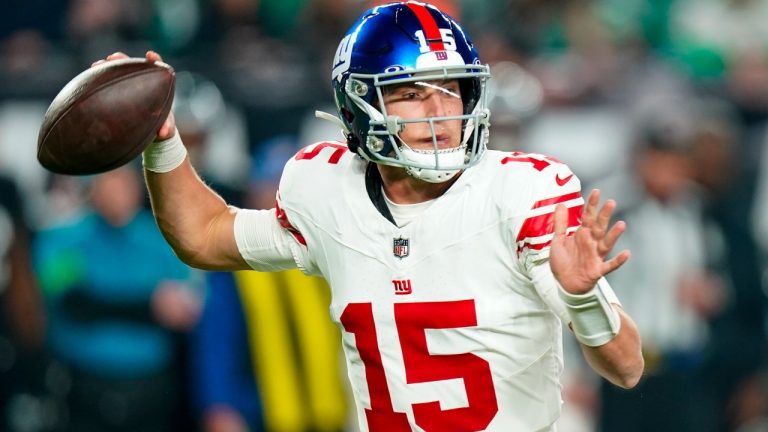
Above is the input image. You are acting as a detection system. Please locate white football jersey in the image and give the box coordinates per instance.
[273,142,584,432]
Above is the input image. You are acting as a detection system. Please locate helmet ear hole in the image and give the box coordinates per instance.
[346,133,361,153]
[341,108,355,123]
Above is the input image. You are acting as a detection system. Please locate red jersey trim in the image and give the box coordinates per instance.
[516,204,583,243]
[275,194,307,246]
[532,191,582,209]
[294,142,348,164]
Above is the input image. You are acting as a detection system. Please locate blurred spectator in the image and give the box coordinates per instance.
[505,0,694,185]
[0,0,68,41]
[65,0,152,62]
[752,123,768,266]
[192,138,349,431]
[485,60,544,152]
[172,70,250,206]
[5,0,768,429]
[173,0,323,152]
[727,369,768,432]
[192,270,349,432]
[599,104,727,432]
[0,0,74,99]
[0,172,53,432]
[669,0,768,120]
[0,101,56,225]
[689,100,767,419]
[33,165,201,432]
[298,0,360,96]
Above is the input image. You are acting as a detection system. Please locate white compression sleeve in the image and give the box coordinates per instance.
[233,208,301,272]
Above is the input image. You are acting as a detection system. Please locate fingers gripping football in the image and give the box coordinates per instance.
[142,51,176,140]
[91,51,176,141]
[38,50,176,175]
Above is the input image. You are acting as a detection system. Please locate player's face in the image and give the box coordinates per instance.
[382,79,463,151]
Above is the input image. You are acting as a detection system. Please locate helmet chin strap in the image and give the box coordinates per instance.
[315,110,350,135]
[399,144,466,183]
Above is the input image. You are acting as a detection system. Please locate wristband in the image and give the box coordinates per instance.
[559,278,621,347]
[142,130,187,173]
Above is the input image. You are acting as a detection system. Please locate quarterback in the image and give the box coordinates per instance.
[98,1,643,430]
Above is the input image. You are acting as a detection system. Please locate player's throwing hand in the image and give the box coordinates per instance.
[92,51,176,141]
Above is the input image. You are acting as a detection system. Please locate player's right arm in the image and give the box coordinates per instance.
[144,155,248,270]
[145,137,301,272]
[97,51,296,272]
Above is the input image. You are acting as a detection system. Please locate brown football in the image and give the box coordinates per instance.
[37,58,175,175]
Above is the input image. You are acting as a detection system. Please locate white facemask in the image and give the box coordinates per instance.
[399,145,467,183]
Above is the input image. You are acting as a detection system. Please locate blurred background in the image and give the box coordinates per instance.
[2,0,768,431]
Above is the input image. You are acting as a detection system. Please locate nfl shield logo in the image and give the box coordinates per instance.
[393,237,409,259]
[435,51,448,61]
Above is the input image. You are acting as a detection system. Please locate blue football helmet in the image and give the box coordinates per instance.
[327,1,491,183]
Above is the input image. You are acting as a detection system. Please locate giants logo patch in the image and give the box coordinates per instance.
[393,237,409,258]
[392,279,412,295]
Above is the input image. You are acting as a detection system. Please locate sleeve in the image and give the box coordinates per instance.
[514,160,584,269]
[238,142,351,275]
[233,208,310,273]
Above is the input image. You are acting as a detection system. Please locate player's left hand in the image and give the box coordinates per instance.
[549,189,630,295]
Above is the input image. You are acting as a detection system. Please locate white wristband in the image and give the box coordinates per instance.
[142,130,187,173]
[559,278,621,347]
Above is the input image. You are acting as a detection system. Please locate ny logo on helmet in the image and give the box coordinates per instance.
[332,33,356,81]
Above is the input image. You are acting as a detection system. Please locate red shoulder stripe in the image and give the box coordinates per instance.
[532,191,582,209]
[516,204,583,242]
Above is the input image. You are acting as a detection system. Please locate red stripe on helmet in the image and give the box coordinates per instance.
[406,2,445,51]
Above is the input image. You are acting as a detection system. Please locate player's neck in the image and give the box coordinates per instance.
[377,164,460,204]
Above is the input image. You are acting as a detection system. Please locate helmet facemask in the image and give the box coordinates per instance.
[345,64,491,183]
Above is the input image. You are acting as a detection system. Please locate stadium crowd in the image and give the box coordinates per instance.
[2,0,768,431]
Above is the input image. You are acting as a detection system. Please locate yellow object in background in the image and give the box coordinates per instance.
[236,270,348,431]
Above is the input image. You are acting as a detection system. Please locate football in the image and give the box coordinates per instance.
[37,58,175,175]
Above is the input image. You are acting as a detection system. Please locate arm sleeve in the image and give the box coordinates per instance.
[233,208,310,272]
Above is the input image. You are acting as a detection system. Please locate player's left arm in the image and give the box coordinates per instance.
[549,189,644,389]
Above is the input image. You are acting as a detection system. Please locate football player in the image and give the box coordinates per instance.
[99,1,643,430]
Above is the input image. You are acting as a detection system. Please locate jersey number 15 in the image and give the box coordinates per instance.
[341,300,499,431]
